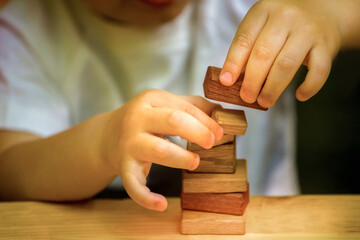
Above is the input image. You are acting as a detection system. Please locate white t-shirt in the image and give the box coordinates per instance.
[0,0,299,195]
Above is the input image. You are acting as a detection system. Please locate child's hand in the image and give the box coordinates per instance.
[220,0,342,108]
[104,90,223,211]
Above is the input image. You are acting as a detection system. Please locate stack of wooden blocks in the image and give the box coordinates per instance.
[180,66,267,235]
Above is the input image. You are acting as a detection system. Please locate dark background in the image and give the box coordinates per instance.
[296,49,360,194]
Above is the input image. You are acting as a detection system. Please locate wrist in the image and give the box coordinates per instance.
[80,110,118,177]
[97,109,123,176]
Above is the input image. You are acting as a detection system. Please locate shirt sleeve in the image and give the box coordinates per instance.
[0,21,70,137]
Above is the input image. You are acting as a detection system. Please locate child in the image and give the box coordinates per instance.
[0,0,359,211]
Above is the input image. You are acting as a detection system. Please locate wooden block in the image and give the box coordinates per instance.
[181,184,249,215]
[182,159,248,193]
[181,210,246,235]
[203,66,268,111]
[212,108,247,135]
[214,134,235,146]
[187,141,236,173]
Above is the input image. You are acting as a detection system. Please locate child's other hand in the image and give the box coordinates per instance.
[104,90,223,211]
[220,0,342,108]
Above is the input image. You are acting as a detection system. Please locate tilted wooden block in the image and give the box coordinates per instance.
[203,66,268,111]
[182,159,248,193]
[181,210,246,235]
[214,134,235,146]
[212,108,247,135]
[187,141,236,173]
[181,184,249,215]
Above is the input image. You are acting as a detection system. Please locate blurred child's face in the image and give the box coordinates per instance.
[80,0,190,26]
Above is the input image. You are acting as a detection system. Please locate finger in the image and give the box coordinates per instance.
[220,3,268,86]
[145,90,223,141]
[122,171,168,211]
[240,18,289,103]
[144,107,215,149]
[179,95,221,117]
[179,95,224,139]
[131,133,199,170]
[257,33,313,108]
[296,45,332,101]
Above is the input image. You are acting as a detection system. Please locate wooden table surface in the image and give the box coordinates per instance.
[0,195,359,239]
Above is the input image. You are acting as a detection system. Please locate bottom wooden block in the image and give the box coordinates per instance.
[181,184,249,215]
[181,210,246,235]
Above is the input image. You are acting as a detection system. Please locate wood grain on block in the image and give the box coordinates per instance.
[203,66,268,111]
[214,134,235,146]
[182,159,248,193]
[181,184,249,215]
[187,141,236,173]
[181,210,246,235]
[212,108,247,135]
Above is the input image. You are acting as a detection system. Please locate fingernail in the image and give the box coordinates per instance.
[155,201,161,208]
[208,133,215,148]
[155,201,163,210]
[220,72,233,85]
[216,127,223,140]
[191,154,200,170]
[155,201,167,212]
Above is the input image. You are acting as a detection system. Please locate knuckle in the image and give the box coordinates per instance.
[139,89,154,98]
[121,103,148,127]
[255,0,275,12]
[278,5,301,20]
[300,24,317,36]
[234,32,253,49]
[253,43,273,61]
[120,106,138,125]
[167,110,182,130]
[254,0,266,8]
[140,89,162,99]
[183,104,194,116]
[276,55,296,72]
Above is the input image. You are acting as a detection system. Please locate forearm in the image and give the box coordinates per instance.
[0,111,116,201]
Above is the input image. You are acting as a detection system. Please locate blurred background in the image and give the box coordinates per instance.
[296,49,360,194]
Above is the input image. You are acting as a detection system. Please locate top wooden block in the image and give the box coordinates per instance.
[203,66,268,111]
[212,108,247,135]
